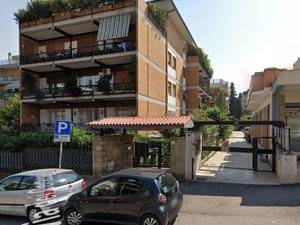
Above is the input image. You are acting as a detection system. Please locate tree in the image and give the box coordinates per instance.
[0,95,21,130]
[229,83,243,119]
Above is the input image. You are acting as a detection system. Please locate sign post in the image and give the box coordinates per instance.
[54,121,72,169]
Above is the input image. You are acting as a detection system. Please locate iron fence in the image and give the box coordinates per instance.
[0,145,92,175]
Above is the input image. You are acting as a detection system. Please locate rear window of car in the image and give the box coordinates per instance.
[46,171,81,187]
[158,173,177,195]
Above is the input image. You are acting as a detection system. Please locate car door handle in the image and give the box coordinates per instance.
[68,185,72,188]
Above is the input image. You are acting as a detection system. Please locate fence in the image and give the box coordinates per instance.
[0,146,92,175]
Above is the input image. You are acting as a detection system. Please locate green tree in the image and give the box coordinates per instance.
[192,106,233,141]
[229,83,243,119]
[0,95,21,130]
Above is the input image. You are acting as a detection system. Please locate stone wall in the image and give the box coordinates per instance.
[93,135,134,177]
[170,137,186,179]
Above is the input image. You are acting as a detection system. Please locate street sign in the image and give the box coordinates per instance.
[54,120,72,169]
[54,120,72,143]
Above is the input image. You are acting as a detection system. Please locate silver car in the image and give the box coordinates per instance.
[0,168,86,223]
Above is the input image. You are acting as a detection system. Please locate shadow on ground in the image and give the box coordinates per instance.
[183,181,300,207]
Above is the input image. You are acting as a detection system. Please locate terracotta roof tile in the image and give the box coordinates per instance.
[86,116,193,129]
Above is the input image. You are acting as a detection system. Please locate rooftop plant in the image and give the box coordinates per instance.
[14,0,128,22]
[188,45,214,79]
[147,2,167,34]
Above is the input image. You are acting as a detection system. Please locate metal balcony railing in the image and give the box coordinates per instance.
[0,58,19,67]
[21,82,136,99]
[20,41,136,65]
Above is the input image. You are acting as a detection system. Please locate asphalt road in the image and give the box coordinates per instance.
[1,182,300,225]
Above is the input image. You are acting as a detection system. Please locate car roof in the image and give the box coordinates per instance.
[108,168,168,179]
[9,168,74,177]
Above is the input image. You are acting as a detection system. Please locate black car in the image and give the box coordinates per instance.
[63,168,183,225]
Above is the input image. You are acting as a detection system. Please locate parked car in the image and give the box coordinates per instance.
[63,168,183,225]
[0,168,86,224]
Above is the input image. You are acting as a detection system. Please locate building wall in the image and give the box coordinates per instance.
[250,68,280,92]
[136,0,167,117]
[186,56,201,112]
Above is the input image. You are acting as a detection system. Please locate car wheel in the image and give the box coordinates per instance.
[27,207,41,224]
[65,209,83,225]
[140,214,162,225]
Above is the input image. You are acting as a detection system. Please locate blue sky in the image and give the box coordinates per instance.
[1,0,300,92]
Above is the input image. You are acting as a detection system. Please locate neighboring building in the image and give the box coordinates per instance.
[0,53,20,106]
[18,0,210,129]
[246,62,300,154]
[210,79,229,92]
[210,79,229,106]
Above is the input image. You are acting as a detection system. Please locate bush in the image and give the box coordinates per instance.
[0,126,92,152]
[0,95,21,130]
[14,0,129,22]
[192,106,233,142]
[148,3,167,33]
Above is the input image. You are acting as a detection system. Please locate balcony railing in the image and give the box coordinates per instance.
[0,57,19,67]
[21,82,136,99]
[0,90,19,100]
[20,41,136,65]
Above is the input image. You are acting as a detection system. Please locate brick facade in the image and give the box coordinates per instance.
[20,0,206,126]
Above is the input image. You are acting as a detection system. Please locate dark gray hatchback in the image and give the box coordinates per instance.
[63,168,183,225]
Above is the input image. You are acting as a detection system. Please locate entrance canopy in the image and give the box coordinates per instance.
[86,116,194,130]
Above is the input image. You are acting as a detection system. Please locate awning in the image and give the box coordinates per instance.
[86,116,194,130]
[97,13,131,41]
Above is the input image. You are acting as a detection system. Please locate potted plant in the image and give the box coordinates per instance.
[34,88,46,100]
[64,75,83,97]
[97,74,112,93]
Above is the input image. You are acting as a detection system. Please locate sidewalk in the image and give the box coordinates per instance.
[197,131,287,185]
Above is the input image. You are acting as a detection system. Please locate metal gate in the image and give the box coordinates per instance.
[133,141,171,168]
[195,120,285,172]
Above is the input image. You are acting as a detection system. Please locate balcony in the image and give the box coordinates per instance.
[20,41,136,69]
[21,82,136,103]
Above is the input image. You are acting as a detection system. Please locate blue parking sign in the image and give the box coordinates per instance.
[54,120,72,142]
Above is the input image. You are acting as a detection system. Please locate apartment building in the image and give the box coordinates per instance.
[0,53,20,106]
[18,0,209,129]
[246,62,300,154]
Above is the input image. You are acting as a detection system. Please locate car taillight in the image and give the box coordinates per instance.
[158,194,167,204]
[81,179,87,190]
[43,189,56,199]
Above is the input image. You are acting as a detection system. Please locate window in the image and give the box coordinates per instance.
[51,172,81,187]
[173,56,176,69]
[168,52,172,65]
[19,176,37,190]
[158,173,177,195]
[167,82,172,95]
[183,91,186,102]
[172,84,176,97]
[90,178,118,197]
[117,178,143,196]
[38,45,47,53]
[0,176,22,191]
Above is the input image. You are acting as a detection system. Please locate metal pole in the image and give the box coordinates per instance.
[59,142,63,169]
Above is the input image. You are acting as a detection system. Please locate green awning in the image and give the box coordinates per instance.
[97,13,131,41]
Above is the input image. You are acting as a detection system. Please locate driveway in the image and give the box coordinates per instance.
[175,181,300,225]
[197,131,280,185]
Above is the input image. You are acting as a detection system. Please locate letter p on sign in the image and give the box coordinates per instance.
[58,122,68,134]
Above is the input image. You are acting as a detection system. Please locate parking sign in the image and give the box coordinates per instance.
[54,120,72,142]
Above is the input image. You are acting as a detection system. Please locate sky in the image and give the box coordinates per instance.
[1,0,300,92]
